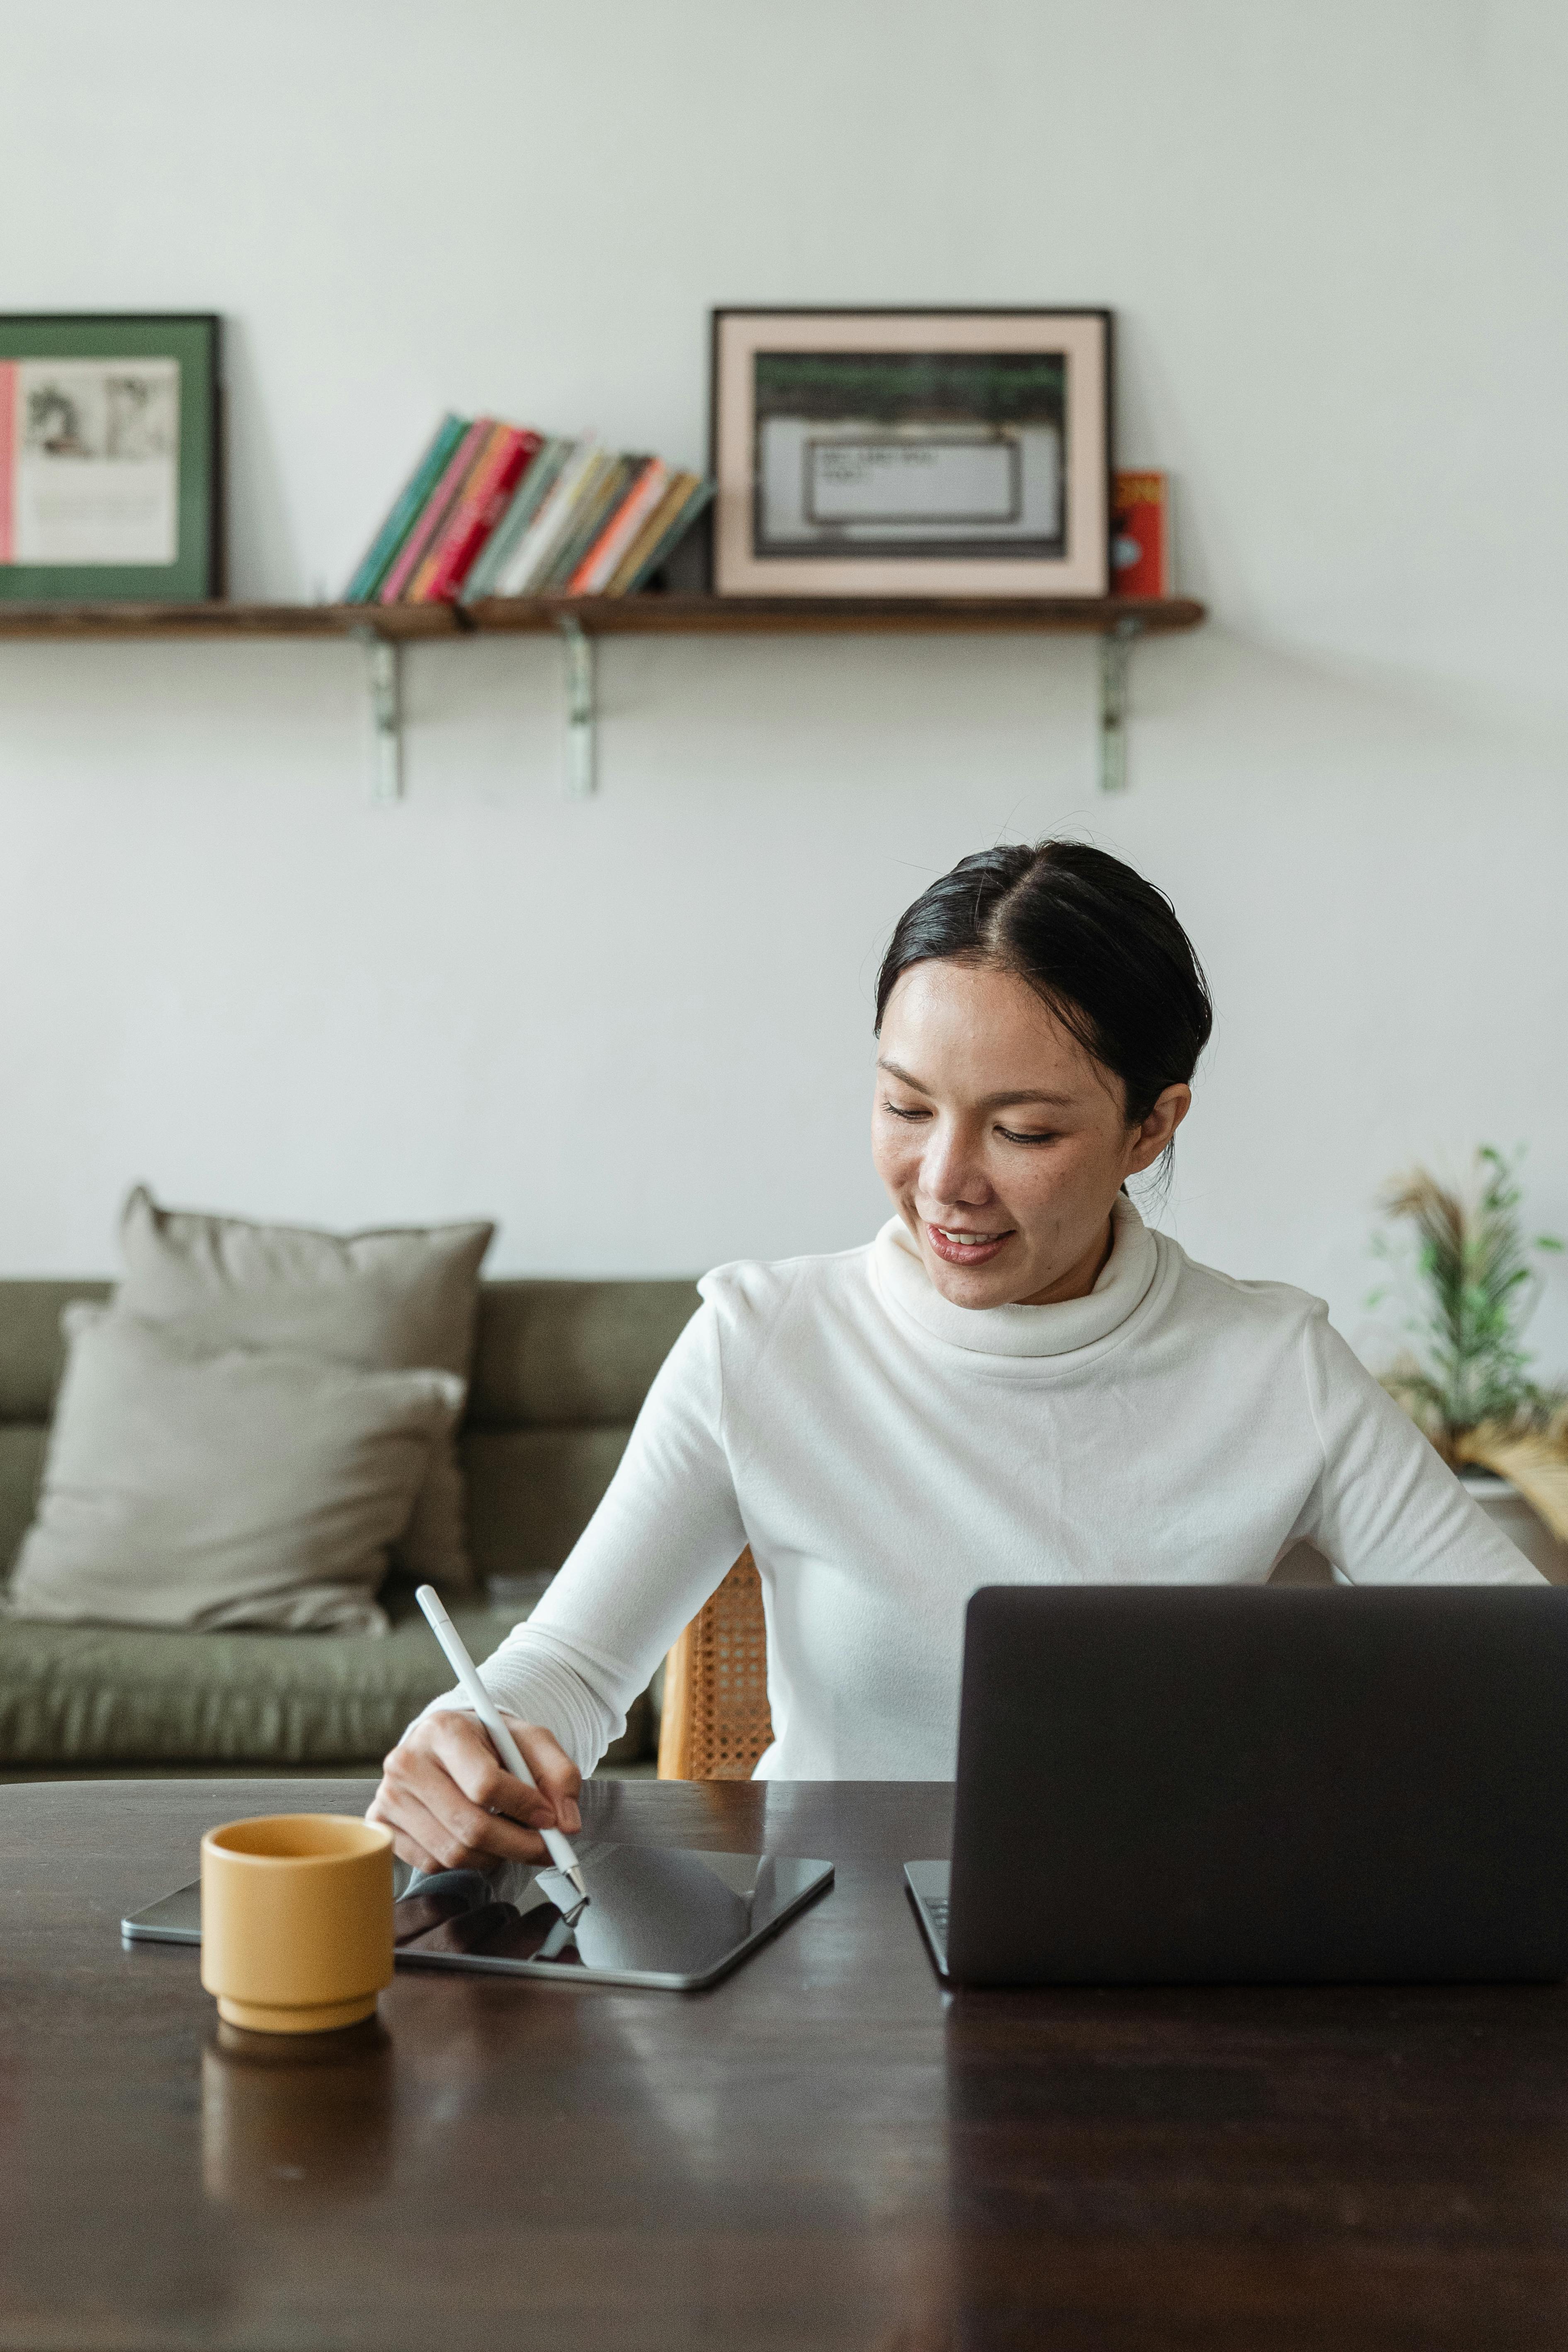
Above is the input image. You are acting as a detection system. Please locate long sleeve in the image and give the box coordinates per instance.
[1295,1307,1543,1586]
[407,1235,1551,1789]
[417,1299,748,1772]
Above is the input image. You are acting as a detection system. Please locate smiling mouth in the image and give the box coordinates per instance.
[926,1222,1013,1266]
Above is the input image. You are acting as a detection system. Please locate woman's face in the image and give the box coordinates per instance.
[871,958,1190,1309]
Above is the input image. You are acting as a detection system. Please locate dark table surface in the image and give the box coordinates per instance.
[2,1776,1567,2352]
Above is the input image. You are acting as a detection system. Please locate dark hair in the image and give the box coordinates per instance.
[874,840,1213,1129]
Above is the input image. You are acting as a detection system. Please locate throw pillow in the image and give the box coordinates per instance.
[9,1305,464,1634]
[116,1187,493,1591]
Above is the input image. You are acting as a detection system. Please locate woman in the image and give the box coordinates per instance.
[369,840,1536,1873]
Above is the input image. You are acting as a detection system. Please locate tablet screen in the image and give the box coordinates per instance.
[122,1844,833,1991]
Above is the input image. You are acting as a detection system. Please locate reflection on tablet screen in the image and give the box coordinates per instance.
[396,1886,586,1965]
[393,1846,791,1981]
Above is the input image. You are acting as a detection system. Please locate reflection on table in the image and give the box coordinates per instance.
[201,2019,395,2209]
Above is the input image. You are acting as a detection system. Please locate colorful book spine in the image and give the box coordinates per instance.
[1111,471,1170,598]
[377,417,493,604]
[617,478,715,596]
[406,420,508,602]
[342,413,467,604]
[348,409,711,607]
[491,438,603,596]
[411,425,541,604]
[528,448,620,592]
[538,456,634,593]
[603,471,696,596]
[460,436,570,604]
[568,457,670,595]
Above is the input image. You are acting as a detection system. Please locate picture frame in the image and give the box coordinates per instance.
[710,307,1111,599]
[0,313,221,602]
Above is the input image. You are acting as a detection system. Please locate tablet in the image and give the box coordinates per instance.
[121,1843,834,1992]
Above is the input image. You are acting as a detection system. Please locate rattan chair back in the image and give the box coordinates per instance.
[657,1548,774,1779]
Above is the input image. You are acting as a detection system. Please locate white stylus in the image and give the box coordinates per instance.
[415,1583,585,1898]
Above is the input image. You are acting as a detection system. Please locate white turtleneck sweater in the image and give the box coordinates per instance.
[427,1204,1538,1779]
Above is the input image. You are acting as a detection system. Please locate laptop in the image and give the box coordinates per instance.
[905,1584,1568,1986]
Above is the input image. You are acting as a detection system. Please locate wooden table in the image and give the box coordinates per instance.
[2,1777,1567,2351]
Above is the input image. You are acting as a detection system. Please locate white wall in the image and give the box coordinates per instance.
[4,0,1566,1374]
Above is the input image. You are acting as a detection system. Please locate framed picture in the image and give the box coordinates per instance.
[711,308,1111,599]
[0,313,221,602]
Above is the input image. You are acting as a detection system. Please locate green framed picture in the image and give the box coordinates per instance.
[0,313,221,602]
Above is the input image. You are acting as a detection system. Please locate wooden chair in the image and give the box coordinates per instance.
[657,1548,774,1779]
[1456,1427,1568,1558]
[652,1447,1568,1780]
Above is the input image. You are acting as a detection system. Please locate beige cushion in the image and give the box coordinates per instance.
[8,1306,463,1635]
[116,1188,493,1591]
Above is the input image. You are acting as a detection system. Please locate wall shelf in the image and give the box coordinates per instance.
[0,592,1206,796]
[0,592,1204,639]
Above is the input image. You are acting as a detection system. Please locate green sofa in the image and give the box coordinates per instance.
[0,1276,699,1779]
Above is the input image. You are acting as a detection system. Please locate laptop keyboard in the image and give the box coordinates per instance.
[905,1864,952,1967]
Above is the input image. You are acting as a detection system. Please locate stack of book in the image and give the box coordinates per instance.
[343,415,714,606]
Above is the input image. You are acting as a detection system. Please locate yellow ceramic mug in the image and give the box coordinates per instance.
[200,1814,394,2035]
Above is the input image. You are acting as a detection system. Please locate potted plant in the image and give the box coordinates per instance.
[1371,1146,1568,1558]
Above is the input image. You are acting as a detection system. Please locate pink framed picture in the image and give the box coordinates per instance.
[710,308,1111,599]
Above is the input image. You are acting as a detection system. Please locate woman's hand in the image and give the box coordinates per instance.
[366,1708,582,1873]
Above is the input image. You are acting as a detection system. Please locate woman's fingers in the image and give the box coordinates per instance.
[508,1719,583,1837]
[366,1708,582,1873]
[381,1743,551,1869]
[424,1711,582,1837]
[426,1710,557,1828]
[364,1772,446,1874]
[367,1777,456,1874]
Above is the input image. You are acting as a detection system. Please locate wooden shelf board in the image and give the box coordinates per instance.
[0,601,457,641]
[0,593,1205,642]
[464,593,1206,637]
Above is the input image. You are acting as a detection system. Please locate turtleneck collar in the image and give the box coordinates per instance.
[871,1194,1159,1359]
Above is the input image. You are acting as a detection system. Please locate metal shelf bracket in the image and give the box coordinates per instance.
[1099,617,1142,794]
[558,615,596,797]
[351,626,403,805]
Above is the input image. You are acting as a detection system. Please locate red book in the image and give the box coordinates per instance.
[378,417,493,603]
[413,425,541,604]
[1112,471,1170,597]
